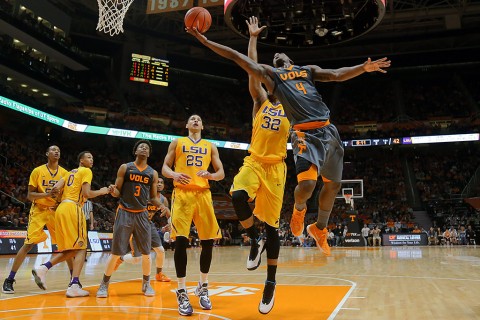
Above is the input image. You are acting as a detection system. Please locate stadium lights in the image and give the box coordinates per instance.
[315,26,328,37]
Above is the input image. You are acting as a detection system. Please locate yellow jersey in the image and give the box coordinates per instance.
[60,167,93,205]
[174,137,212,190]
[29,164,68,207]
[249,99,290,163]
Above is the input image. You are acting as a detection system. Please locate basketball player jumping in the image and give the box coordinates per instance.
[230,17,290,314]
[186,21,390,256]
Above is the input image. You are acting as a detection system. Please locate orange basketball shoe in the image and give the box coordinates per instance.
[290,207,306,236]
[155,272,171,282]
[307,224,331,256]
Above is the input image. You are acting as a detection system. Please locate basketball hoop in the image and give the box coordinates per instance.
[96,0,135,36]
[344,194,353,205]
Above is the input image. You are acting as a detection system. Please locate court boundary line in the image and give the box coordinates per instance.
[0,306,231,319]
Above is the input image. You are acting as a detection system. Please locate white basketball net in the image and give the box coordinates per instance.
[96,0,135,36]
[344,194,352,204]
[344,195,355,210]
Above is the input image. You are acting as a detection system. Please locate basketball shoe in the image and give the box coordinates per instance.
[247,237,266,271]
[155,272,171,282]
[176,288,193,316]
[96,281,109,298]
[66,284,89,298]
[2,278,15,294]
[194,282,212,310]
[142,280,155,296]
[32,265,48,290]
[290,207,306,236]
[258,280,276,314]
[307,223,331,256]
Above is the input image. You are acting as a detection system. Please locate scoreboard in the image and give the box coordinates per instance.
[129,53,169,86]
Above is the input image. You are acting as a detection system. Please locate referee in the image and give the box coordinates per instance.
[83,200,94,261]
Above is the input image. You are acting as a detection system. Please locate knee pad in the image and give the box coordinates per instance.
[153,246,165,254]
[265,224,280,260]
[174,237,189,278]
[123,253,141,264]
[200,240,214,273]
[231,190,253,221]
[175,236,189,251]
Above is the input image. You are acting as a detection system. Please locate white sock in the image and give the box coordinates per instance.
[200,272,208,285]
[178,277,186,290]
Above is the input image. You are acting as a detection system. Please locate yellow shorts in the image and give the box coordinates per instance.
[230,156,287,228]
[54,202,87,251]
[25,204,57,245]
[170,188,220,240]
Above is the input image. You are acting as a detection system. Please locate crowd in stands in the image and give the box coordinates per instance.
[2,39,480,144]
[1,120,479,247]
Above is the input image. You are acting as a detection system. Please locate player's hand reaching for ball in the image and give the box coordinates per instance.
[363,57,391,73]
[246,16,266,37]
[186,27,208,44]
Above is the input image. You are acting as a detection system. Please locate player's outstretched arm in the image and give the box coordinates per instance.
[82,183,109,199]
[309,57,391,82]
[186,27,275,93]
[246,16,268,117]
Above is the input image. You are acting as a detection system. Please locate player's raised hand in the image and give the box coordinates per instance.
[246,16,266,37]
[186,27,208,44]
[363,57,391,73]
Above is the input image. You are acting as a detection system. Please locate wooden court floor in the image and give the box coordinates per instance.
[1,245,480,320]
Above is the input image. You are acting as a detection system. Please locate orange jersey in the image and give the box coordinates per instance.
[29,164,68,207]
[174,137,212,190]
[249,100,290,163]
[60,167,93,205]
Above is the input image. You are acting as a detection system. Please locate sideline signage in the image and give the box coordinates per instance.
[383,233,428,246]
[0,230,113,254]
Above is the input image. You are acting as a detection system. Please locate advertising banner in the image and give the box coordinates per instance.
[383,233,428,246]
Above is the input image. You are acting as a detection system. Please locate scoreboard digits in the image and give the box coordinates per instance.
[130,53,169,86]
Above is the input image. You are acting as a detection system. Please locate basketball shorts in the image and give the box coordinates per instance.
[25,203,57,245]
[131,221,162,258]
[54,202,87,251]
[112,208,151,256]
[170,188,221,240]
[291,123,344,182]
[230,156,286,228]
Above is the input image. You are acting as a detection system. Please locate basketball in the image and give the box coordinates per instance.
[184,7,212,34]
